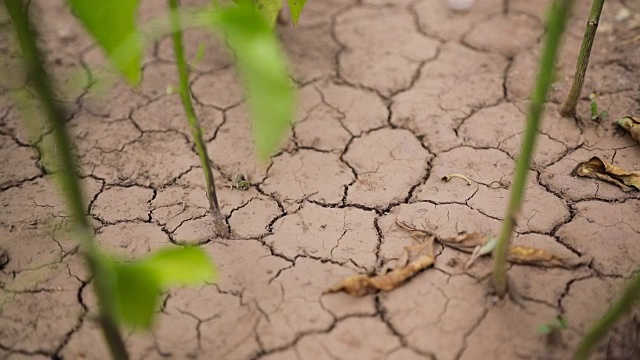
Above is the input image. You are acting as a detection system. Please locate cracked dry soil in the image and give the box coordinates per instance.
[2,0,640,359]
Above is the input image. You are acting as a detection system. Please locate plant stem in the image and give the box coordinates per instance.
[168,0,229,238]
[573,271,640,359]
[560,0,606,117]
[4,1,129,359]
[492,0,575,297]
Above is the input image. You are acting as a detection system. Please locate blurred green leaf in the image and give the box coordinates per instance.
[143,246,216,286]
[213,6,294,160]
[537,324,552,334]
[67,0,142,84]
[193,42,207,65]
[234,0,283,25]
[113,262,161,329]
[111,247,215,329]
[590,101,599,120]
[287,0,307,26]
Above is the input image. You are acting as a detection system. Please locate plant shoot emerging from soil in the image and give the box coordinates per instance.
[560,0,606,117]
[492,0,575,297]
[169,0,229,238]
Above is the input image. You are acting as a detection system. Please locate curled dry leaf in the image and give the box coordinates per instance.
[574,156,640,192]
[441,173,474,186]
[326,220,591,297]
[617,116,640,142]
[507,246,591,269]
[325,235,435,297]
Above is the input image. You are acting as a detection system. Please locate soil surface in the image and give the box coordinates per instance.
[2,0,640,359]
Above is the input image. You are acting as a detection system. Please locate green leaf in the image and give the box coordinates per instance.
[590,101,599,120]
[112,262,162,329]
[287,0,307,26]
[142,246,216,286]
[233,0,283,25]
[213,6,295,160]
[537,324,552,334]
[67,0,142,84]
[192,42,207,65]
[599,110,609,121]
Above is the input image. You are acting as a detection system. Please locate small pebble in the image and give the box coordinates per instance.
[447,0,476,12]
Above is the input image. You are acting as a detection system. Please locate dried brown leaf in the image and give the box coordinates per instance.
[574,156,640,192]
[506,245,591,269]
[325,234,435,297]
[440,232,489,253]
[617,116,640,142]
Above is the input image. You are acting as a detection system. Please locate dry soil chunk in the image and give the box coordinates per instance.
[460,300,559,360]
[391,43,507,152]
[97,222,170,257]
[91,131,199,187]
[264,203,378,270]
[0,262,83,354]
[315,81,389,136]
[335,7,439,96]
[191,67,244,109]
[228,196,281,238]
[464,13,542,57]
[459,103,582,166]
[280,24,339,83]
[165,286,261,359]
[262,149,353,204]
[152,185,210,232]
[0,135,40,189]
[557,200,640,276]
[207,105,270,180]
[91,185,153,223]
[291,317,402,360]
[255,258,374,351]
[413,147,512,204]
[468,177,569,233]
[131,94,223,139]
[345,129,431,208]
[0,177,101,228]
[381,271,488,360]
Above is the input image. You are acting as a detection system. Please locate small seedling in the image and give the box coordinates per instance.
[589,93,609,122]
[230,173,251,191]
[537,317,568,335]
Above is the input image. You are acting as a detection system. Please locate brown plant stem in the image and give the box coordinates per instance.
[169,0,229,238]
[560,0,606,117]
[3,1,129,359]
[492,0,575,297]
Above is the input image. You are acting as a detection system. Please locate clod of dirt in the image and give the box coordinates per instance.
[345,128,431,208]
[0,249,9,269]
[617,116,640,142]
[335,7,439,96]
[0,135,40,189]
[574,156,640,191]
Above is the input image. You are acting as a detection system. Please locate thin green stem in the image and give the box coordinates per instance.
[4,1,129,359]
[573,271,640,359]
[560,0,606,117]
[492,0,575,297]
[168,0,228,238]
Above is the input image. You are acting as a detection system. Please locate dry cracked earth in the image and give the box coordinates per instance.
[2,0,640,359]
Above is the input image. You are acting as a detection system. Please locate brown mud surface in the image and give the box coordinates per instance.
[2,0,640,359]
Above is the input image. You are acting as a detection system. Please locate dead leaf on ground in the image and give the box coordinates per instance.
[325,220,591,297]
[574,156,640,192]
[507,246,591,269]
[325,234,435,296]
[617,116,640,143]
